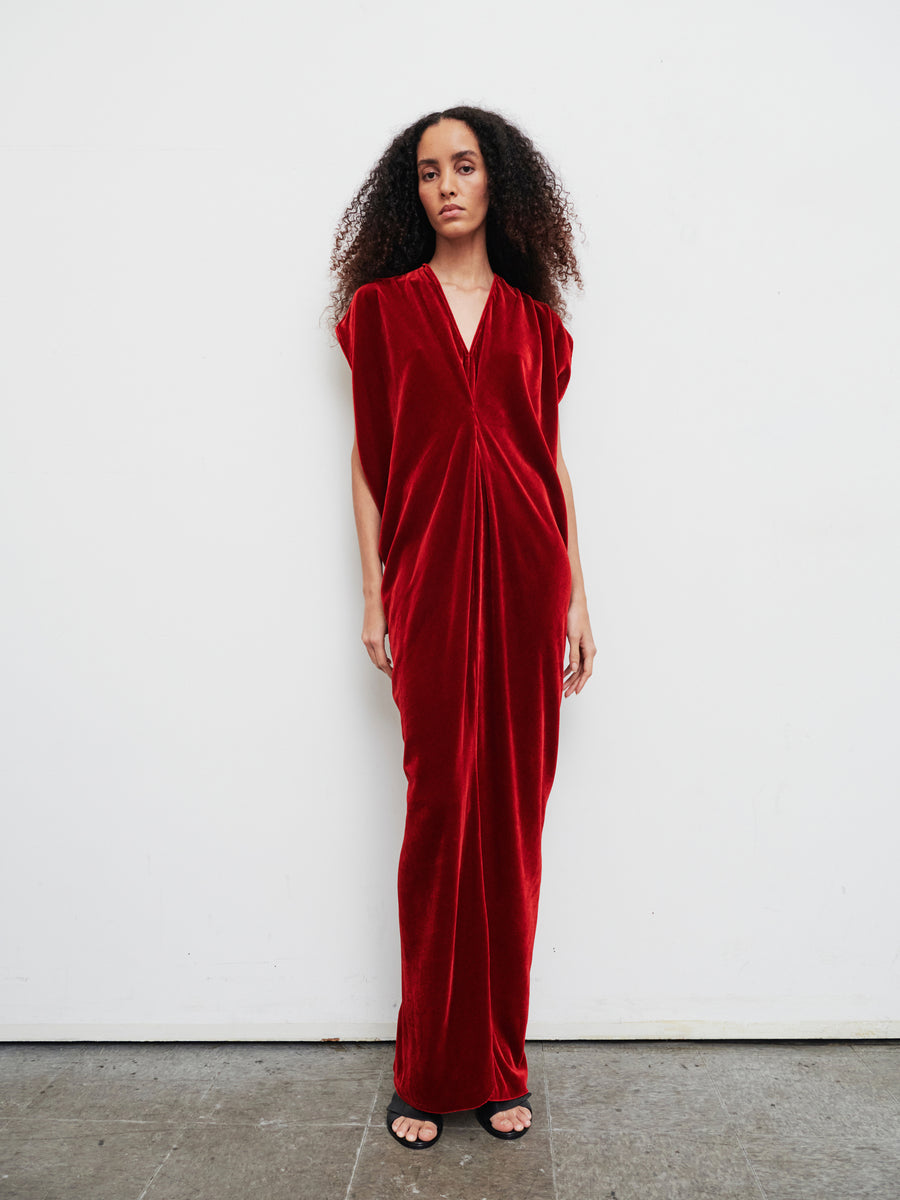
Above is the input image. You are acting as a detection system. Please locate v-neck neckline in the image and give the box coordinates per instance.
[421,262,497,357]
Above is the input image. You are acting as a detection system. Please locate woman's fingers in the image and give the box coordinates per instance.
[563,635,581,696]
[362,619,393,678]
[373,641,393,678]
[563,628,597,696]
[568,639,582,673]
[573,636,595,694]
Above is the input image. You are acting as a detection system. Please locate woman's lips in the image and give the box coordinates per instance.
[440,206,462,216]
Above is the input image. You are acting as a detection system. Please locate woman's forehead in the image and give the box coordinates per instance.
[417,118,480,158]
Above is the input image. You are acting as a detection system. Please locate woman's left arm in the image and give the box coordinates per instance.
[557,431,597,695]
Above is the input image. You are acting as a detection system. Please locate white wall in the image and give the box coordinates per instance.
[1,0,898,1040]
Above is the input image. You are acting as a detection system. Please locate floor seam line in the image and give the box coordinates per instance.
[701,1053,770,1200]
[134,1127,184,1200]
[541,1044,560,1199]
[344,1054,385,1198]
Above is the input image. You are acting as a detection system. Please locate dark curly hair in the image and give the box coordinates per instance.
[328,105,583,327]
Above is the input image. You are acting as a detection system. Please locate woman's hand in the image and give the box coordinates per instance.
[351,437,392,678]
[563,598,596,696]
[556,435,594,696]
[362,595,393,678]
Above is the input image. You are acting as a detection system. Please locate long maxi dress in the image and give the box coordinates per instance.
[336,262,574,1115]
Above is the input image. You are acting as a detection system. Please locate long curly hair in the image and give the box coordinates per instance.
[328,105,582,327]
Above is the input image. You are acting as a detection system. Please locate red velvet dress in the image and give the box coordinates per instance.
[336,262,573,1114]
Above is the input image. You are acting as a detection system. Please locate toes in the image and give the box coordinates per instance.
[392,1116,436,1141]
[490,1106,531,1132]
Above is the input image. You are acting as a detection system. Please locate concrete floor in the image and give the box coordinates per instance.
[1,1040,898,1199]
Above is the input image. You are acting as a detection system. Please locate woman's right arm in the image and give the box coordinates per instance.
[351,436,392,677]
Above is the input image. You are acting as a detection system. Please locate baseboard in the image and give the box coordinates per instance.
[1,1018,897,1042]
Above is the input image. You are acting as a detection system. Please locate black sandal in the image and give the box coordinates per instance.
[386,1090,444,1149]
[475,1091,533,1140]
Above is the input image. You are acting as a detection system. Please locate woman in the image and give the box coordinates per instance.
[330,105,595,1148]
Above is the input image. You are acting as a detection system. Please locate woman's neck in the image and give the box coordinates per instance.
[428,230,493,289]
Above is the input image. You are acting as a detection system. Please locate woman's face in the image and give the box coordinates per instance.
[416,119,489,240]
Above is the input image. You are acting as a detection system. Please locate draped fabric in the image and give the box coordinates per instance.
[336,262,573,1114]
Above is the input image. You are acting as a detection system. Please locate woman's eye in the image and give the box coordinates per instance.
[421,171,437,182]
[458,164,474,174]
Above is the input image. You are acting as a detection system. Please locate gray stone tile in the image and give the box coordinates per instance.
[32,1041,392,1085]
[48,1042,230,1082]
[700,1043,900,1137]
[851,1042,900,1057]
[142,1123,364,1200]
[206,1040,391,1084]
[348,1125,555,1200]
[742,1130,900,1200]
[851,1042,900,1099]
[0,1054,75,1119]
[554,1130,766,1200]
[0,1045,81,1070]
[369,1043,547,1130]
[21,1075,213,1124]
[0,1119,179,1200]
[4,1041,898,1200]
[699,1040,862,1067]
[198,1072,380,1127]
[544,1041,733,1133]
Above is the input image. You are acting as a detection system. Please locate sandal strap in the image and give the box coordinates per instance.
[387,1091,441,1122]
[476,1091,532,1118]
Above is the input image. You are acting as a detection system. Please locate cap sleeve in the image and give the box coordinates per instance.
[335,294,356,368]
[551,310,574,403]
[334,284,393,514]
